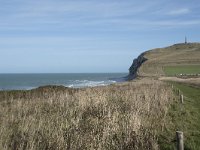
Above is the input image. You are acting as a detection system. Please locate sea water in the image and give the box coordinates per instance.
[0,73,127,90]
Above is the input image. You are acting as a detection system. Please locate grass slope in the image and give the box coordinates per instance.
[159,83,200,150]
[164,65,200,76]
[138,43,200,77]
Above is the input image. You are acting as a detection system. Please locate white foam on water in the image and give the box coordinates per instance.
[0,73,127,91]
[65,80,116,88]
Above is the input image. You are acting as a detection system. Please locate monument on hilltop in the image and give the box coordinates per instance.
[185,36,187,44]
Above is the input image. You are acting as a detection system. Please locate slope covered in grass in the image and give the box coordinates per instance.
[159,83,200,149]
[133,43,200,77]
[164,65,200,76]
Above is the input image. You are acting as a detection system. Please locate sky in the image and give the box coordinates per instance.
[0,0,200,73]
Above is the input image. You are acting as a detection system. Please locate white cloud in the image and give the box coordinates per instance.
[167,8,190,15]
[82,17,200,29]
[0,1,198,32]
[1,1,158,21]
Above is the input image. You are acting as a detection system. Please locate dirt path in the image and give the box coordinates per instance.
[159,77,200,87]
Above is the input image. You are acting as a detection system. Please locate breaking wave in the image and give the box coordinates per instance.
[66,80,117,88]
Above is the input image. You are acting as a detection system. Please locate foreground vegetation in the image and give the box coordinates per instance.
[0,79,173,150]
[159,82,200,149]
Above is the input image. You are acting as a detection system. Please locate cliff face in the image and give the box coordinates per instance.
[128,53,147,80]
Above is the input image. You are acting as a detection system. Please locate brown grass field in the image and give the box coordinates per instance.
[0,79,173,150]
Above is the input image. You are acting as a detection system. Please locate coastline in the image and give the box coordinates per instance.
[2,43,200,149]
[0,73,128,91]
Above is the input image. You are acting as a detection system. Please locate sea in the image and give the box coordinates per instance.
[0,73,128,91]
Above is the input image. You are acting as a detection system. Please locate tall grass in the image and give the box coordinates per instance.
[0,79,173,150]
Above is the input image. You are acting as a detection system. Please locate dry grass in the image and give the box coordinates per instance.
[0,79,173,150]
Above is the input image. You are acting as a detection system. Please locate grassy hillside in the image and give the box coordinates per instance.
[138,43,200,77]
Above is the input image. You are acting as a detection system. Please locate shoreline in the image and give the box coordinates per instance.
[0,76,129,92]
[0,73,128,92]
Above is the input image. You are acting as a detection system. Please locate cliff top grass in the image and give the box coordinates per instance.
[137,43,200,77]
[163,65,200,76]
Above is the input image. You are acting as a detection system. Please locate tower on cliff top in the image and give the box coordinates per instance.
[185,36,187,44]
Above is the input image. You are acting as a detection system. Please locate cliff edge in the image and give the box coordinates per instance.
[128,42,200,80]
[127,53,147,80]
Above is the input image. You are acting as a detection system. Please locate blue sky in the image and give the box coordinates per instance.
[0,0,200,73]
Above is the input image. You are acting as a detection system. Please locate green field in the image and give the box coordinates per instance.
[163,65,200,76]
[159,83,200,149]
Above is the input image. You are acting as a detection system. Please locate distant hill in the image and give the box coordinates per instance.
[128,42,200,79]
